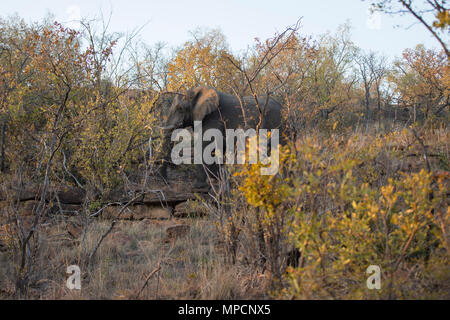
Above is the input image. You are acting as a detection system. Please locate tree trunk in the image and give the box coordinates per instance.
[365,87,370,131]
[0,119,5,172]
[376,84,382,130]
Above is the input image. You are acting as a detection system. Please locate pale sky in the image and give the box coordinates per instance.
[0,0,445,59]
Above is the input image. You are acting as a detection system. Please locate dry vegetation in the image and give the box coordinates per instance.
[1,216,269,299]
[0,4,449,300]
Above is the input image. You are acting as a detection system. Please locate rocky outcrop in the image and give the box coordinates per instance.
[100,205,172,220]
[0,186,86,203]
[0,169,211,222]
[173,201,208,218]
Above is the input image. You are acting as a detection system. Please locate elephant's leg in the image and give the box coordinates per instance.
[193,164,209,188]
[192,142,221,188]
[195,161,220,186]
[193,159,220,188]
[159,130,173,180]
[192,119,224,188]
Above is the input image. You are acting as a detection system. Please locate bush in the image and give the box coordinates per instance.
[230,129,449,299]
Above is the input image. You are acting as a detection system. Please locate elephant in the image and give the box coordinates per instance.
[159,86,283,187]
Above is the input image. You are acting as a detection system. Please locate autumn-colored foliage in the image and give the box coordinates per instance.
[0,14,448,299]
[234,128,449,299]
[390,45,449,119]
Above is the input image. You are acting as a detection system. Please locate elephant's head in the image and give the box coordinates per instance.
[161,86,219,130]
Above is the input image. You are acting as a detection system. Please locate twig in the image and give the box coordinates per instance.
[87,191,148,264]
[134,244,174,299]
[134,266,161,299]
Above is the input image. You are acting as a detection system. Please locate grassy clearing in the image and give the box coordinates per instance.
[0,216,269,299]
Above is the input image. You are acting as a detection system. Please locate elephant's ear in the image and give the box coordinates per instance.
[190,87,219,121]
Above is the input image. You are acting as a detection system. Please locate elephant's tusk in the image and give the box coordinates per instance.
[157,125,176,130]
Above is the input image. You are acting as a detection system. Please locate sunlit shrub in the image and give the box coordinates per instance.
[233,129,449,298]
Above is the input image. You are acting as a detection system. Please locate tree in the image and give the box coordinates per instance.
[307,24,358,120]
[369,0,449,57]
[0,19,86,294]
[242,22,359,134]
[389,44,449,119]
[0,15,162,294]
[166,28,240,92]
[356,50,388,126]
[0,17,35,172]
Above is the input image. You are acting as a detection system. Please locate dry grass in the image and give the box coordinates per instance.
[0,215,269,300]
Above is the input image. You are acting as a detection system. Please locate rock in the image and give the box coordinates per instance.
[131,205,171,220]
[173,201,207,218]
[55,187,86,204]
[140,218,153,225]
[0,185,40,202]
[23,200,41,216]
[103,187,127,203]
[104,180,210,206]
[142,190,199,204]
[101,206,133,220]
[9,200,40,217]
[166,224,190,241]
[137,182,209,205]
[100,205,172,220]
[54,204,82,216]
[1,200,81,218]
[0,185,86,204]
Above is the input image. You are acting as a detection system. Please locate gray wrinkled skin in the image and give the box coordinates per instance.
[160,86,283,187]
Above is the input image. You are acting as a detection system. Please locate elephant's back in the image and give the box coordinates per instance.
[243,95,282,130]
[218,93,282,130]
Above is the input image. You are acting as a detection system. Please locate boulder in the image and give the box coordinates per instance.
[142,188,208,205]
[131,205,172,220]
[50,204,82,216]
[104,179,209,206]
[173,201,208,218]
[100,205,172,220]
[1,200,40,217]
[55,187,86,204]
[0,185,86,204]
[103,187,127,203]
[101,206,133,220]
[0,186,40,202]
[1,200,82,218]
[20,200,40,216]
